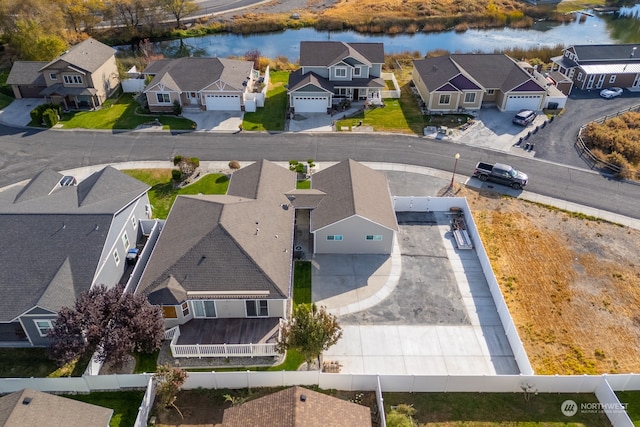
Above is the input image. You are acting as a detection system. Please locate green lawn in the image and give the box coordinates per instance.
[134,350,159,374]
[384,392,611,426]
[296,179,311,189]
[58,94,194,130]
[242,71,289,131]
[293,261,312,305]
[616,391,640,426]
[122,169,230,219]
[63,391,144,427]
[0,348,59,378]
[336,83,427,134]
[0,93,13,110]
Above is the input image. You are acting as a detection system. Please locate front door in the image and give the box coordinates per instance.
[353,88,359,100]
[187,92,198,105]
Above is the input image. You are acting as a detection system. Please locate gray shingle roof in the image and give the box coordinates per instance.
[144,57,254,92]
[0,388,113,427]
[311,160,398,232]
[5,62,47,86]
[222,386,371,427]
[40,38,115,74]
[299,41,384,67]
[0,167,149,322]
[137,160,296,305]
[571,43,640,63]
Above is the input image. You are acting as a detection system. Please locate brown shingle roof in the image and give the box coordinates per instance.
[40,38,115,73]
[311,160,398,232]
[222,386,371,427]
[5,62,47,86]
[299,41,384,67]
[0,388,113,427]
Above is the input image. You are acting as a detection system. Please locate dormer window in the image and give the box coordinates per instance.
[335,67,347,78]
[63,75,83,85]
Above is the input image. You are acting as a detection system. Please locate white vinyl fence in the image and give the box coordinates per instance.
[134,376,156,427]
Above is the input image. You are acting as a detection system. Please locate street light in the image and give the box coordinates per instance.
[450,153,460,188]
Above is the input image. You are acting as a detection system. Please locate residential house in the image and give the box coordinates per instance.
[6,38,119,109]
[0,388,113,427]
[142,57,257,113]
[305,159,398,254]
[221,386,371,427]
[134,159,398,357]
[412,54,549,112]
[135,160,296,354]
[288,41,385,113]
[0,167,150,347]
[550,43,640,91]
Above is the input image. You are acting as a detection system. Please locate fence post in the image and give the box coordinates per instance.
[197,343,201,359]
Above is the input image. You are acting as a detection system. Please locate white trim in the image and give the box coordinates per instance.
[33,319,53,337]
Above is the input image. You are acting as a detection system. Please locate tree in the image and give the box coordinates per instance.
[276,303,342,369]
[159,0,199,29]
[154,364,188,417]
[48,284,164,368]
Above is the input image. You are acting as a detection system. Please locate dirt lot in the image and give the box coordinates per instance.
[460,186,640,375]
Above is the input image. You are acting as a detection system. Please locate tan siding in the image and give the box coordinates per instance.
[315,216,395,254]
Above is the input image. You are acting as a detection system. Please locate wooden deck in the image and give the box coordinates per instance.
[176,318,280,345]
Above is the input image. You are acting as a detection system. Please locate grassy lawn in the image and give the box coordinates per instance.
[336,83,427,134]
[242,71,289,131]
[0,348,59,378]
[0,93,13,110]
[57,94,194,130]
[616,391,640,426]
[384,392,611,426]
[122,169,229,219]
[134,350,159,374]
[63,391,144,427]
[293,261,312,305]
[296,179,311,189]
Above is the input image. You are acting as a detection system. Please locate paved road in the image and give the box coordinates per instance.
[0,124,638,219]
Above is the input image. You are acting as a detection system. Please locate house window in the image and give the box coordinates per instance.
[335,67,347,78]
[34,320,53,337]
[181,302,189,316]
[49,73,57,80]
[354,67,361,77]
[122,232,130,250]
[131,215,137,229]
[334,88,348,96]
[438,94,450,104]
[327,235,343,241]
[162,306,177,318]
[192,300,216,318]
[486,89,495,95]
[63,75,83,85]
[246,300,268,317]
[113,250,120,265]
[610,75,616,83]
[464,93,476,103]
[156,93,171,103]
[366,235,383,241]
[577,72,583,81]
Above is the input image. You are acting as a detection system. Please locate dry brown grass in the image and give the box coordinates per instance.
[462,187,640,374]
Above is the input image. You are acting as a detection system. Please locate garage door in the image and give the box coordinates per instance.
[293,96,328,113]
[205,94,241,111]
[504,95,542,111]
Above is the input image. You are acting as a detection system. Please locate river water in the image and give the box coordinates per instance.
[133,4,640,60]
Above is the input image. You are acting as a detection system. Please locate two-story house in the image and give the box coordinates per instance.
[287,41,385,113]
[550,44,640,91]
[0,167,150,347]
[6,38,119,110]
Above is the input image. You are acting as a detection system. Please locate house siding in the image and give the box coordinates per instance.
[315,216,394,254]
[301,66,329,78]
[146,90,181,112]
[19,313,57,347]
[89,56,119,102]
[163,299,286,329]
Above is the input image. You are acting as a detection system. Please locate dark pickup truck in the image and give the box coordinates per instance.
[473,162,528,189]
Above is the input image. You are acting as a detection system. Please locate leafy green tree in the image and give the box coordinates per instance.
[54,0,105,33]
[154,364,188,417]
[9,20,68,61]
[159,0,199,29]
[277,303,342,369]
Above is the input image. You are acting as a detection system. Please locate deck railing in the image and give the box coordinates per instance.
[166,325,279,358]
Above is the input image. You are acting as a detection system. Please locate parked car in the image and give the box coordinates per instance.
[473,162,528,189]
[600,87,623,99]
[512,110,536,126]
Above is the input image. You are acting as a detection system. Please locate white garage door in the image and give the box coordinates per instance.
[504,95,542,111]
[205,94,241,111]
[294,96,328,113]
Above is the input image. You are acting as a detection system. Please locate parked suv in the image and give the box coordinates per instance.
[512,110,536,126]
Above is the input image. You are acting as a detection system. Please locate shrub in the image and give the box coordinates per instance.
[173,155,183,166]
[189,157,200,168]
[171,169,183,182]
[173,100,182,115]
[42,109,59,127]
[30,103,62,125]
[228,160,241,170]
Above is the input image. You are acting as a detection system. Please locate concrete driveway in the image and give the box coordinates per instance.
[287,112,333,132]
[0,98,45,127]
[181,110,244,132]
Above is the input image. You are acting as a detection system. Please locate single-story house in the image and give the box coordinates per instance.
[142,57,257,112]
[222,386,371,427]
[412,54,549,112]
[550,43,640,91]
[6,38,119,109]
[0,388,113,427]
[0,167,150,347]
[288,41,385,113]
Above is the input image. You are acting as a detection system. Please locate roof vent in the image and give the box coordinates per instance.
[22,397,32,405]
[300,394,307,402]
